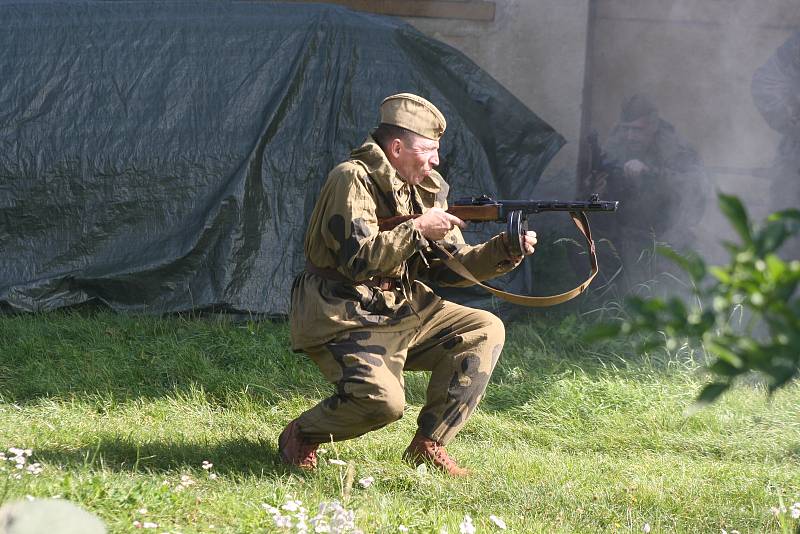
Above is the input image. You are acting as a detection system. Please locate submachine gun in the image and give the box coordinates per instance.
[378,194,619,306]
[447,194,618,256]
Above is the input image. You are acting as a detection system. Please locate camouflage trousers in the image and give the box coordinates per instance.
[295,300,505,446]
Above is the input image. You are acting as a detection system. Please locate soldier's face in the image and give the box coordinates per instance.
[618,115,657,152]
[390,136,440,185]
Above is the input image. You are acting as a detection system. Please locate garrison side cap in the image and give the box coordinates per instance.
[379,93,446,140]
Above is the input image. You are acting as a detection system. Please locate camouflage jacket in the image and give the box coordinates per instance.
[290,136,520,351]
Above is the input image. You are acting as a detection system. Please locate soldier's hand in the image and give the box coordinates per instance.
[521,230,537,255]
[624,159,649,178]
[506,230,537,261]
[413,208,466,241]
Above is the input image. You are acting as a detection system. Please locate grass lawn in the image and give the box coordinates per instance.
[0,311,798,533]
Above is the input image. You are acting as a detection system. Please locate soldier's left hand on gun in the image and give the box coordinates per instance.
[623,159,650,178]
[507,230,537,261]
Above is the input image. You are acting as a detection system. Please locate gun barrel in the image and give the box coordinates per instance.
[452,195,619,217]
[500,199,618,213]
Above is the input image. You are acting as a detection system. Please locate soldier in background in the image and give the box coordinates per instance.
[280,93,537,476]
[586,95,710,289]
[752,31,800,259]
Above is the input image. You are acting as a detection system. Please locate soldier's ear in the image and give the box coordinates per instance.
[389,138,403,159]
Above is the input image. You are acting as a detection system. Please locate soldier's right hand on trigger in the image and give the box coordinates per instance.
[413,207,466,241]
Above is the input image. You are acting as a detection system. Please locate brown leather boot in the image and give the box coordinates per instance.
[278,419,318,470]
[403,431,470,477]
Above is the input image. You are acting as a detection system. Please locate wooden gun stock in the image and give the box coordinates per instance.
[377,205,502,232]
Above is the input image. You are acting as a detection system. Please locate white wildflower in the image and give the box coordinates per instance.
[490,515,507,530]
[262,503,280,515]
[329,501,357,532]
[209,473,218,480]
[791,506,800,520]
[358,476,374,488]
[26,463,43,475]
[267,499,362,533]
[398,526,409,533]
[460,515,476,534]
[274,514,292,528]
[142,522,158,529]
[328,459,347,466]
[201,460,213,470]
[138,508,148,515]
[643,523,651,533]
[282,499,303,512]
[133,521,142,528]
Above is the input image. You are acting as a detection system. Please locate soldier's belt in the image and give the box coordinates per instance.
[305,261,398,291]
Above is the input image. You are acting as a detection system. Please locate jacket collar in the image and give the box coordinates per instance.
[350,135,443,197]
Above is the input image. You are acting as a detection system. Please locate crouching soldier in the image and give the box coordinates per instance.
[281,93,537,476]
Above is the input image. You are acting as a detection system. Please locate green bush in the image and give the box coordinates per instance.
[589,193,800,405]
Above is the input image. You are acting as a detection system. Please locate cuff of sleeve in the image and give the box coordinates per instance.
[498,232,513,259]
[494,233,523,270]
[497,232,523,261]
[403,218,430,250]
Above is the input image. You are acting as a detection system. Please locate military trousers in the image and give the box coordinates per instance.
[295,300,505,446]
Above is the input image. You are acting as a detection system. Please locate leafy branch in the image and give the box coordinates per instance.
[589,193,800,406]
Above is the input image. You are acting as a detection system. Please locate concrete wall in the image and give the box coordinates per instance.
[582,0,799,259]
[402,0,798,260]
[588,0,800,219]
[406,0,592,198]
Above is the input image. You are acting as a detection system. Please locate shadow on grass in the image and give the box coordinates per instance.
[0,308,693,414]
[31,436,297,477]
[0,309,328,406]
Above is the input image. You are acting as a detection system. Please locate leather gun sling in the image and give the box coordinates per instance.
[430,211,598,307]
[350,159,598,307]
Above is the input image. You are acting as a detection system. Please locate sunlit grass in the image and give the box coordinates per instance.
[1,311,798,532]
